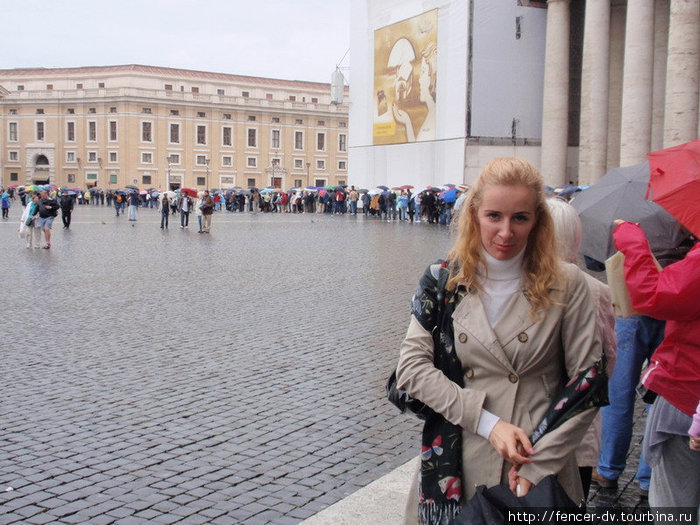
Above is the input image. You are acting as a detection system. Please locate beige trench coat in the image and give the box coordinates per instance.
[396,263,602,520]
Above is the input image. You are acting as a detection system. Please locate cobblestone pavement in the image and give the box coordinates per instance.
[1,206,452,524]
[0,206,650,524]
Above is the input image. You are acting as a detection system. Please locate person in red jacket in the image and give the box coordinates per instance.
[613,220,699,510]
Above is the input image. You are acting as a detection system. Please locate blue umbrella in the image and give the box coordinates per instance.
[376,185,390,191]
[443,188,458,203]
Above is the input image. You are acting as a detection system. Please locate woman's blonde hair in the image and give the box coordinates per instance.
[447,158,561,318]
[546,197,582,264]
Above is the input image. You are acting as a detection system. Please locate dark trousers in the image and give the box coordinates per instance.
[161,211,169,229]
[61,210,71,228]
[180,210,190,227]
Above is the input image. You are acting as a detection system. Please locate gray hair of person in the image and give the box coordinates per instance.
[546,197,582,264]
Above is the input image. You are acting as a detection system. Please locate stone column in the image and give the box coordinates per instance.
[541,0,570,186]
[606,1,627,171]
[664,0,700,147]
[619,0,655,166]
[578,0,610,185]
[651,0,670,152]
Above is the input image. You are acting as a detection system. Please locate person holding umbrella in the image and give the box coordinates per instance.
[610,140,700,511]
[396,158,603,523]
[127,189,139,221]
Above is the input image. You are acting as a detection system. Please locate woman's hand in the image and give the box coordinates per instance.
[690,436,700,451]
[508,465,534,497]
[488,420,535,465]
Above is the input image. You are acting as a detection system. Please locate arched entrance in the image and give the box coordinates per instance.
[33,154,50,185]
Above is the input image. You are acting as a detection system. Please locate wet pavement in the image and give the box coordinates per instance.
[0,205,650,524]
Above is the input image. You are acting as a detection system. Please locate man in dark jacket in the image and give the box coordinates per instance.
[60,193,75,229]
[38,190,59,248]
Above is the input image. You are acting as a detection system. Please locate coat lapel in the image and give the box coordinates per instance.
[451,290,516,373]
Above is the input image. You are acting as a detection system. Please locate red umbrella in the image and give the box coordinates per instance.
[646,139,700,238]
[400,184,414,190]
[181,188,198,198]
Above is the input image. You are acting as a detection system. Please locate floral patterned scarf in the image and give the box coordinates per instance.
[411,260,465,525]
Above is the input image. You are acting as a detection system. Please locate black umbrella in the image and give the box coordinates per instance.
[570,161,686,263]
[125,184,139,190]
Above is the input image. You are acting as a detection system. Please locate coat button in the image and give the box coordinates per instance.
[508,373,519,383]
[458,333,468,343]
[518,332,528,343]
[465,367,474,379]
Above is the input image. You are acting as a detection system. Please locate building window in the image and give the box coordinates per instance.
[247,157,257,168]
[9,122,18,141]
[196,155,207,165]
[316,160,325,170]
[17,85,24,91]
[197,112,206,118]
[223,113,231,120]
[222,126,232,146]
[192,87,199,93]
[339,121,347,128]
[294,159,303,169]
[217,89,225,95]
[142,108,152,114]
[317,132,325,151]
[9,151,19,161]
[271,129,280,148]
[266,93,273,100]
[196,176,206,185]
[36,109,44,114]
[66,151,76,163]
[311,97,318,103]
[296,119,303,125]
[247,128,257,148]
[338,160,347,170]
[170,109,179,116]
[169,123,180,144]
[109,151,117,163]
[88,121,97,142]
[109,121,118,141]
[67,174,75,183]
[248,115,256,121]
[99,83,105,88]
[9,109,17,115]
[109,173,117,184]
[247,178,256,187]
[272,117,280,123]
[88,108,96,114]
[338,134,347,152]
[76,83,83,89]
[88,151,97,162]
[294,131,303,150]
[289,96,296,101]
[317,120,325,126]
[242,91,249,98]
[143,175,152,185]
[196,125,207,145]
[141,122,153,142]
[46,84,53,90]
[337,180,346,186]
[36,121,45,141]
[222,155,233,166]
[66,121,76,142]
[110,107,117,113]
[141,152,153,164]
[314,178,326,187]
[294,179,303,187]
[221,176,234,185]
[67,108,75,114]
[165,84,173,91]
[168,153,180,164]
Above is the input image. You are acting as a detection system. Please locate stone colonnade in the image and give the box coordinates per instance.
[541,0,699,186]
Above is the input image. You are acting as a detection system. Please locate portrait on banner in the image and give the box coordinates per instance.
[373,9,438,145]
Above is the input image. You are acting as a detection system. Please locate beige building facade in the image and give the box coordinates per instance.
[0,65,349,191]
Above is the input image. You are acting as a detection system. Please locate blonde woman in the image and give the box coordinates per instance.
[396,158,602,524]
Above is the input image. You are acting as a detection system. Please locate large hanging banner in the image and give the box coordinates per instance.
[373,9,438,145]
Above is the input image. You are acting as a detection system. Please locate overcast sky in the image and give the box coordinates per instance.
[1,0,351,84]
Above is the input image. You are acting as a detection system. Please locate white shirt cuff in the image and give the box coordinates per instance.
[476,409,500,439]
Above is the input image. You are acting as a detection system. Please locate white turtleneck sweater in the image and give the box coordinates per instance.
[474,247,526,438]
